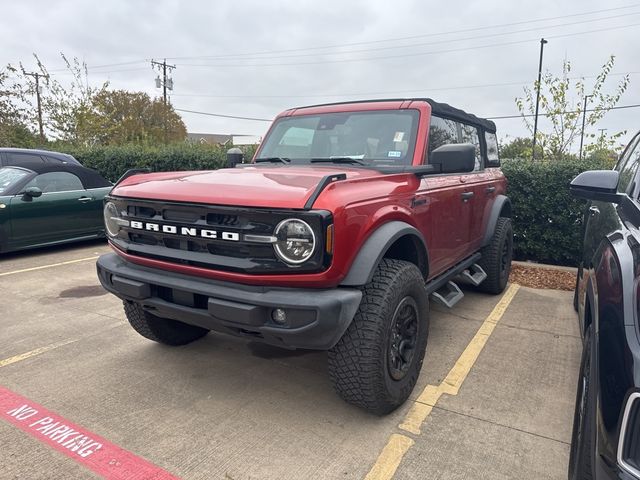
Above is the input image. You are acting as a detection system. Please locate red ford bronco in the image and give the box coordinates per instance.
[97,99,512,414]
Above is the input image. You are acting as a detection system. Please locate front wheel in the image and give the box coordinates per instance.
[328,259,429,415]
[124,301,209,346]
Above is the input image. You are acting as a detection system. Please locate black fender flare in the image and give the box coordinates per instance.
[482,195,512,247]
[340,221,428,287]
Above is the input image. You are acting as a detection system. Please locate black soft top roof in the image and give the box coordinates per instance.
[294,98,496,133]
[7,163,112,189]
[425,99,496,133]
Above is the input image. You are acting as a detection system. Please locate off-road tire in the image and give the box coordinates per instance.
[328,259,429,415]
[124,301,209,346]
[478,217,513,294]
[568,325,595,480]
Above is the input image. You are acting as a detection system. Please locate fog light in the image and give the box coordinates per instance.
[272,308,287,324]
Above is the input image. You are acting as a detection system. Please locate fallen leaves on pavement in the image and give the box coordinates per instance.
[509,264,575,291]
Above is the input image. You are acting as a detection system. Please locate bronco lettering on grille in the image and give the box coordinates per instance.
[129,221,240,241]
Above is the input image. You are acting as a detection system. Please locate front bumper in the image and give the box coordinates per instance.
[97,253,362,350]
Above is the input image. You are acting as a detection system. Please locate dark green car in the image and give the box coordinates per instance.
[0,164,112,253]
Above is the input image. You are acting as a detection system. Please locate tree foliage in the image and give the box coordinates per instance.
[515,56,629,160]
[0,66,39,146]
[91,90,187,145]
[3,53,187,147]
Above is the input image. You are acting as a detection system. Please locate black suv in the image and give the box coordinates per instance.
[0,148,81,167]
[568,131,640,480]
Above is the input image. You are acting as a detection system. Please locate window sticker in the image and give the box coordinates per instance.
[393,131,405,142]
[388,151,402,158]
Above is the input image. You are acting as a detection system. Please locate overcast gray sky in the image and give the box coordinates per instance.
[3,0,639,149]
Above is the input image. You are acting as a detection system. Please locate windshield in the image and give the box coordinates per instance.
[0,167,30,195]
[257,109,420,166]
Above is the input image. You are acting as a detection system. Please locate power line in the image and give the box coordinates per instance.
[31,5,640,75]
[47,59,148,73]
[165,4,640,60]
[174,103,640,125]
[175,108,272,122]
[169,11,640,63]
[175,22,640,68]
[169,71,638,99]
[487,103,640,120]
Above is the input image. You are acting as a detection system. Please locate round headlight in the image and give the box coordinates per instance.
[274,219,316,265]
[104,202,121,237]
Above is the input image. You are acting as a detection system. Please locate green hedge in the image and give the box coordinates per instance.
[502,157,610,267]
[58,143,256,182]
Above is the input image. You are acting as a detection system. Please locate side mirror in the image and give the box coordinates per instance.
[570,170,622,203]
[226,148,244,168]
[24,186,43,198]
[430,143,475,174]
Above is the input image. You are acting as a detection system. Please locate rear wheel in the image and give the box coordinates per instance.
[328,259,429,415]
[123,301,209,346]
[568,325,595,480]
[478,217,513,294]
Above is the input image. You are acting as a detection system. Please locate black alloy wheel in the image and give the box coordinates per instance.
[388,297,419,381]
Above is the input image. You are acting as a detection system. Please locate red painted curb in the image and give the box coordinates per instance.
[0,386,180,480]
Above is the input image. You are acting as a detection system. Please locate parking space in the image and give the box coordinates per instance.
[0,242,581,479]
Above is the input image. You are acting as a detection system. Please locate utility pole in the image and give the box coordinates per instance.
[24,72,49,144]
[598,128,608,149]
[532,38,548,161]
[579,94,593,161]
[151,59,175,143]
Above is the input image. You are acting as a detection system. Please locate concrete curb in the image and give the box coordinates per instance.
[513,260,578,274]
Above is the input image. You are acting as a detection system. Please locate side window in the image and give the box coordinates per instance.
[428,116,458,157]
[25,172,84,193]
[616,135,640,195]
[6,153,45,165]
[428,116,482,171]
[485,132,499,164]
[460,124,482,171]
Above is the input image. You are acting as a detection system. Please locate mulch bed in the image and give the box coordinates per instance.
[509,264,575,291]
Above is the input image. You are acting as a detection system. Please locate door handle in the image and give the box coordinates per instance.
[589,206,600,216]
[485,186,496,194]
[77,197,93,203]
[461,192,474,201]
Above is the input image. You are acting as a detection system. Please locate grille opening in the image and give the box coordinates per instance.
[207,213,240,226]
[129,233,158,245]
[163,209,200,222]
[127,206,156,218]
[156,285,173,303]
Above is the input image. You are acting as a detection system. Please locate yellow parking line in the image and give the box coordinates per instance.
[0,256,99,277]
[364,435,414,480]
[0,322,124,368]
[0,338,79,368]
[365,283,520,479]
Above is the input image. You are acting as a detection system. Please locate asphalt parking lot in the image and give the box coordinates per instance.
[0,241,581,480]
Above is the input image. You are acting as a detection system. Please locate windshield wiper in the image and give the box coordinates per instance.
[310,157,367,166]
[254,157,291,164]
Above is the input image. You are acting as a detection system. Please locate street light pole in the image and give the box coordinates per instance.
[579,94,593,161]
[532,38,548,161]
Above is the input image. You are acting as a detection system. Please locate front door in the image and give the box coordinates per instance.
[8,171,93,248]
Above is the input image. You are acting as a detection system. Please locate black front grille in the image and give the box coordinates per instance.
[109,197,331,274]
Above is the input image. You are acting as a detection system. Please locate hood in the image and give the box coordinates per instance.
[112,165,381,209]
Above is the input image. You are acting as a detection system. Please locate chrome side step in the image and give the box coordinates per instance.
[431,281,464,309]
[458,264,487,287]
